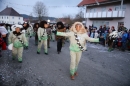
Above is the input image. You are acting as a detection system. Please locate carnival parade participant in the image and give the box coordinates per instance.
[0,23,8,57]
[22,22,32,49]
[8,24,28,63]
[56,22,66,54]
[37,21,48,55]
[33,23,39,46]
[56,22,99,80]
[46,25,52,48]
[51,25,56,42]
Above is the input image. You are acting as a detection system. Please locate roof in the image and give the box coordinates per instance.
[0,7,21,17]
[77,0,120,7]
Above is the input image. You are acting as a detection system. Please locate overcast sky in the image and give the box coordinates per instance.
[0,0,83,18]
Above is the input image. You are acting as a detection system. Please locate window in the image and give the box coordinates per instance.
[90,8,96,13]
[115,6,120,11]
[93,21,109,29]
[115,5,126,11]
[102,7,106,12]
[7,17,8,19]
[4,16,6,19]
[12,17,14,19]
[18,22,21,24]
[2,17,3,19]
[19,17,20,20]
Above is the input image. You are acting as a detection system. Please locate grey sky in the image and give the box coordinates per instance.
[0,0,82,18]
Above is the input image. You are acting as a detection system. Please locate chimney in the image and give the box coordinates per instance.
[6,5,8,8]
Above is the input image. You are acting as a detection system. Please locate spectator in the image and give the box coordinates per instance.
[118,23,127,32]
[107,29,114,52]
[127,29,130,51]
[121,30,128,51]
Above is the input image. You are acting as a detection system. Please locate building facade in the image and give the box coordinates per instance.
[0,7,23,24]
[78,0,130,30]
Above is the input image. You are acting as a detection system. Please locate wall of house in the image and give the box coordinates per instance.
[85,2,130,30]
[0,15,23,24]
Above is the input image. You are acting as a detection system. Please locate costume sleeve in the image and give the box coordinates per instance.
[8,32,13,45]
[85,34,99,42]
[37,28,41,40]
[57,32,71,37]
[30,27,33,36]
[22,34,28,46]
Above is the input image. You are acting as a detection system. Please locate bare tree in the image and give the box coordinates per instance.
[29,13,33,23]
[73,10,84,22]
[33,1,48,21]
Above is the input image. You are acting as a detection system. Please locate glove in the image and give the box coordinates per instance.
[39,40,41,42]
[30,36,32,38]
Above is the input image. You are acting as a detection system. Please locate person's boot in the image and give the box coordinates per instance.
[12,57,15,60]
[57,51,60,54]
[18,58,22,63]
[70,75,75,80]
[37,52,40,54]
[74,72,78,76]
[45,53,48,55]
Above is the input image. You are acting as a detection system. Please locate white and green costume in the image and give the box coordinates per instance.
[37,27,48,54]
[51,26,56,41]
[25,27,32,46]
[8,31,28,62]
[57,22,99,76]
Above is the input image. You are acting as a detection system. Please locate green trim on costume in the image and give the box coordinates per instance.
[12,56,16,59]
[94,38,99,42]
[57,32,63,36]
[8,41,12,45]
[44,49,48,53]
[18,57,22,62]
[70,69,76,75]
[38,37,41,41]
[24,43,28,47]
[25,33,30,37]
[37,49,40,52]
[13,41,23,48]
[69,44,80,52]
[75,67,78,72]
[41,36,48,40]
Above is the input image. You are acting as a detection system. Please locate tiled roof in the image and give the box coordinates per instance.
[0,7,21,17]
[78,0,112,7]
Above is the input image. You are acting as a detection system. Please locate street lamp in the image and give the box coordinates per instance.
[47,19,50,24]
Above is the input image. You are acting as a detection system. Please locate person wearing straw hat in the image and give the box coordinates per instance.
[56,22,99,80]
[8,24,28,63]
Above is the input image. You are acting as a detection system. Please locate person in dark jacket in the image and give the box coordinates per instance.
[33,23,39,45]
[121,30,128,51]
[56,22,65,54]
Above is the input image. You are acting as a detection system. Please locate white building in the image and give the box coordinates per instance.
[78,0,130,30]
[0,7,23,24]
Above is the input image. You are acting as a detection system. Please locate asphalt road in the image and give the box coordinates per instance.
[0,37,130,86]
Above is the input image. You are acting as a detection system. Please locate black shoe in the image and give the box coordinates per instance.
[0,54,2,57]
[45,53,48,55]
[48,47,50,48]
[12,58,15,60]
[37,52,40,54]
[58,52,60,54]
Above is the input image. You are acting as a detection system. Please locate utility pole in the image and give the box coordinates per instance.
[121,0,124,11]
